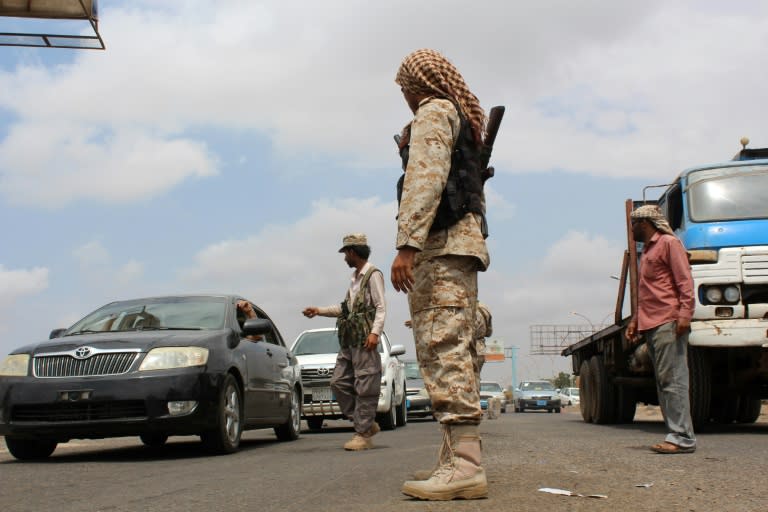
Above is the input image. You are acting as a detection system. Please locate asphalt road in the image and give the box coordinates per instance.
[1,407,767,512]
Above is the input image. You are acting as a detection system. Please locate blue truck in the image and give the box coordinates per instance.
[563,138,768,426]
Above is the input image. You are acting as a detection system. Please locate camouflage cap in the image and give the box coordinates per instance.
[338,233,368,252]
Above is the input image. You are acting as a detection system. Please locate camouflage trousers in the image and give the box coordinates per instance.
[408,255,482,425]
[330,346,382,434]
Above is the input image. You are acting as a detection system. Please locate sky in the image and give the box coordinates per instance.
[1,1,767,388]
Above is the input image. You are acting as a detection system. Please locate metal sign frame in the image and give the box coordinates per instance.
[0,0,104,49]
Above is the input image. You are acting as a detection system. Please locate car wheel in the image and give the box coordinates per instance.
[275,386,302,441]
[5,437,57,460]
[377,389,397,431]
[306,416,324,431]
[395,387,408,427]
[201,373,242,454]
[140,433,168,448]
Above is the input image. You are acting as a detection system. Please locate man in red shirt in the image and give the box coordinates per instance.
[626,205,697,454]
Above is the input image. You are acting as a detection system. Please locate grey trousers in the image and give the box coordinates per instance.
[330,345,382,434]
[644,321,697,449]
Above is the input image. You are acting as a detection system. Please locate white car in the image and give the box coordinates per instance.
[558,387,580,406]
[291,328,407,431]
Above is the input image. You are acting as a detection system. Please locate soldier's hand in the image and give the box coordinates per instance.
[302,307,319,318]
[391,247,417,293]
[364,333,379,351]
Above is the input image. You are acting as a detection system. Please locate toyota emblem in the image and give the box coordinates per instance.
[74,346,92,359]
[317,368,330,376]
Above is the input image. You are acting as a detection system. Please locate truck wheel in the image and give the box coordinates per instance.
[615,385,637,423]
[306,416,324,431]
[687,347,712,429]
[736,396,762,424]
[590,355,617,424]
[579,359,594,423]
[710,394,739,424]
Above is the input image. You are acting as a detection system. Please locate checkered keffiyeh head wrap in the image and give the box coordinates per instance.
[631,205,675,236]
[395,48,486,146]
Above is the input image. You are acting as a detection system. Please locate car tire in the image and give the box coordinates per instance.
[306,416,324,431]
[377,389,397,431]
[395,387,408,427]
[4,437,57,460]
[201,373,243,454]
[275,386,302,441]
[140,433,169,448]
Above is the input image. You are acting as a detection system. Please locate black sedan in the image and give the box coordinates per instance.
[0,295,302,460]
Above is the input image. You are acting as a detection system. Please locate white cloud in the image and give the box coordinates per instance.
[0,264,49,306]
[73,240,110,269]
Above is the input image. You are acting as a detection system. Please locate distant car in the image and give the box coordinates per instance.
[558,387,580,406]
[403,360,433,419]
[291,328,407,430]
[515,380,561,413]
[479,381,507,413]
[0,295,303,460]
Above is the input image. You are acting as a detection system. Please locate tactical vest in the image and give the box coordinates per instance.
[336,266,380,348]
[396,105,488,237]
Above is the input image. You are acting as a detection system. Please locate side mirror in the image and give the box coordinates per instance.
[49,328,67,339]
[243,318,272,337]
[389,344,406,357]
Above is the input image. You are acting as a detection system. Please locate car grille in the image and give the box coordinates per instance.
[301,367,334,382]
[34,353,139,378]
[11,401,147,422]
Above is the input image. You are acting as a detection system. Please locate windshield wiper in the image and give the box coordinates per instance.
[135,326,203,331]
[64,329,101,336]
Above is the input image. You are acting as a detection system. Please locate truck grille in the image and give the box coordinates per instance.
[34,352,139,378]
[11,401,147,422]
[743,252,768,283]
[301,367,334,382]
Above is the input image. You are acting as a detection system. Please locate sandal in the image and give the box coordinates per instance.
[650,441,695,454]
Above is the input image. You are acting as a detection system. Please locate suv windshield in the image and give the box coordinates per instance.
[521,381,554,391]
[293,330,383,355]
[687,165,768,221]
[66,296,227,334]
[480,382,502,392]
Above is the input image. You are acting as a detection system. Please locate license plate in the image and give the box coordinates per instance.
[406,399,411,408]
[536,400,547,406]
[312,387,333,401]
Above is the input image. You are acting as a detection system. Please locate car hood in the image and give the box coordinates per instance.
[15,330,230,355]
[406,377,425,391]
[294,353,338,366]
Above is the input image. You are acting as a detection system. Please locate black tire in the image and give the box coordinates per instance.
[5,437,57,460]
[275,387,302,441]
[377,389,397,431]
[395,388,408,427]
[201,373,243,454]
[555,408,561,413]
[139,433,168,448]
[687,347,711,429]
[736,396,762,424]
[616,385,637,424]
[579,359,594,423]
[590,354,617,424]
[306,416,324,431]
[710,394,739,424]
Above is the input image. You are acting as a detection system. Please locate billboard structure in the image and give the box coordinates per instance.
[529,324,601,356]
[0,0,104,49]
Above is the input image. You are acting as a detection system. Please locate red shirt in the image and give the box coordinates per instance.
[637,232,695,332]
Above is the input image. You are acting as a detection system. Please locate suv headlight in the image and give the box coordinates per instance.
[0,354,30,376]
[139,347,209,371]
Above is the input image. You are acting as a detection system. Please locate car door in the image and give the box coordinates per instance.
[254,308,293,422]
[236,302,277,422]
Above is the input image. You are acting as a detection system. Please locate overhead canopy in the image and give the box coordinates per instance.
[0,0,104,49]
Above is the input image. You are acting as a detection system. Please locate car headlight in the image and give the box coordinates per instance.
[705,287,723,304]
[723,285,740,303]
[139,347,209,371]
[0,354,30,376]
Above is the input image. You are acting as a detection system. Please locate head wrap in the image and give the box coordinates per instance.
[630,205,675,236]
[395,48,486,146]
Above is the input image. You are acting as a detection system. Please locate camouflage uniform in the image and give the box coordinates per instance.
[397,98,490,425]
[471,302,493,387]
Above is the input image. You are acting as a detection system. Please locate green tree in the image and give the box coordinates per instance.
[552,371,572,389]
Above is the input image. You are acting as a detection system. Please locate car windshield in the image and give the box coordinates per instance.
[570,388,580,396]
[66,296,228,334]
[687,165,768,221]
[404,361,421,379]
[521,381,555,391]
[480,382,502,392]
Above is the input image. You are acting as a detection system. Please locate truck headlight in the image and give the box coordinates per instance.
[705,287,723,304]
[139,347,209,371]
[723,286,740,303]
[0,354,30,376]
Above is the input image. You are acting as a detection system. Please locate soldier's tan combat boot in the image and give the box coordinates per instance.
[343,421,380,451]
[402,424,487,500]
[411,424,449,480]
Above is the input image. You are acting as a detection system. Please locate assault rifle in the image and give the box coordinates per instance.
[480,105,505,182]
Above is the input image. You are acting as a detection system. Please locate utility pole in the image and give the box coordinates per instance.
[504,346,518,390]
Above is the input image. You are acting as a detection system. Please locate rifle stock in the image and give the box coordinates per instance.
[480,106,505,170]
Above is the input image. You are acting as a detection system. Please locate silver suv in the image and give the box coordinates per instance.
[291,328,407,431]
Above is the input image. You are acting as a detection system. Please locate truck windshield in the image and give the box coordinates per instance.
[687,165,768,221]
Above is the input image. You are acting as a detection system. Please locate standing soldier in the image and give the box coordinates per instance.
[390,48,490,500]
[303,233,387,451]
